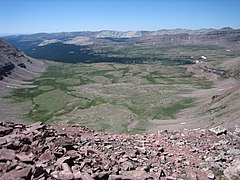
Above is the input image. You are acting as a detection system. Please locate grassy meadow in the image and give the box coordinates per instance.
[10,62,212,134]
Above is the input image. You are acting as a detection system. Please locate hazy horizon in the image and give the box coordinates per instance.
[1,27,239,37]
[1,0,240,34]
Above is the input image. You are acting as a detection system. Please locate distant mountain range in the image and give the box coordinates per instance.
[3,27,240,63]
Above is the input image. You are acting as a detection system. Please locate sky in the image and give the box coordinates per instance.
[0,0,240,35]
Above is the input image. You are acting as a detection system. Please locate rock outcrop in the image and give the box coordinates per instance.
[0,62,15,80]
[0,121,239,179]
[0,39,46,84]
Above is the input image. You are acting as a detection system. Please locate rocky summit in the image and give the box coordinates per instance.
[0,122,240,180]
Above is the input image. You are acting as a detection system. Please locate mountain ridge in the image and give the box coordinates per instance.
[0,39,46,86]
[3,27,240,64]
[2,28,221,39]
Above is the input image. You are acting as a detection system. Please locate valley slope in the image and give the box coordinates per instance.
[1,28,240,133]
[0,39,47,123]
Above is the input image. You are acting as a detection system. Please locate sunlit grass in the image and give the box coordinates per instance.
[10,62,212,133]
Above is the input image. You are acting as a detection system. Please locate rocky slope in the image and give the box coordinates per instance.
[0,121,239,180]
[0,39,46,87]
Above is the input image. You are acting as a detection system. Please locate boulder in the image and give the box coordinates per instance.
[120,169,151,178]
[121,161,134,171]
[55,156,71,168]
[16,152,34,163]
[39,151,54,162]
[2,166,32,180]
[0,137,7,145]
[27,122,45,133]
[0,149,15,161]
[207,172,215,179]
[0,126,13,136]
[209,126,227,135]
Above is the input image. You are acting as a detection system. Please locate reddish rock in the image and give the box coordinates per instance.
[16,152,34,163]
[27,122,45,132]
[55,156,71,168]
[109,174,140,180]
[73,171,82,179]
[80,172,93,180]
[0,122,239,179]
[59,170,74,180]
[0,148,15,161]
[6,159,18,172]
[121,161,134,171]
[121,169,150,177]
[0,126,13,136]
[67,149,80,159]
[0,137,7,145]
[50,170,59,179]
[2,166,32,180]
[0,162,7,172]
[166,176,177,180]
[186,170,198,180]
[39,150,54,162]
